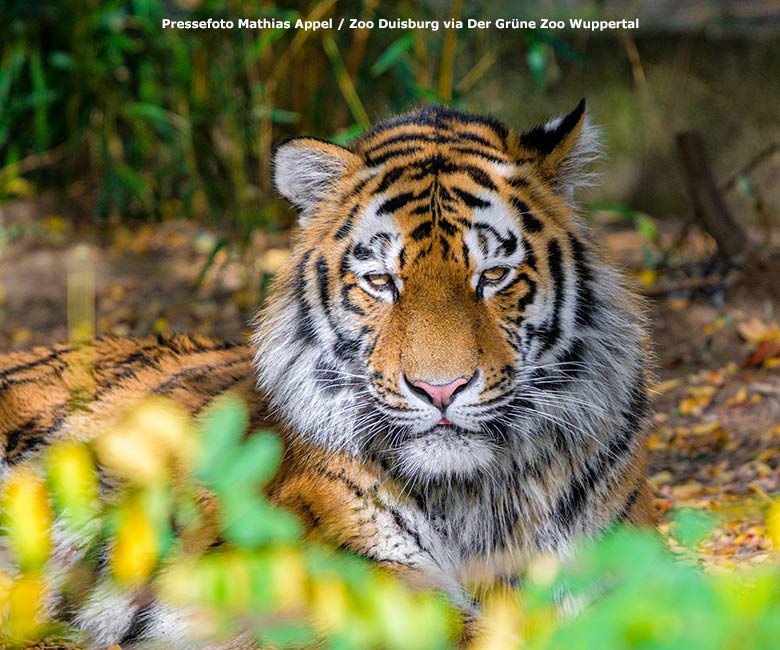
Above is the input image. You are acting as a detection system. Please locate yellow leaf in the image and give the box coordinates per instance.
[96,397,196,483]
[688,385,717,398]
[471,591,524,650]
[670,481,705,500]
[638,268,657,286]
[650,470,673,487]
[45,442,99,531]
[653,378,682,394]
[767,502,780,549]
[726,387,748,406]
[0,468,52,571]
[667,298,689,311]
[96,421,168,482]
[311,575,350,632]
[42,215,69,234]
[4,176,35,197]
[270,548,307,613]
[260,248,290,274]
[111,497,158,585]
[737,318,780,344]
[5,574,47,641]
[687,421,724,436]
[678,397,704,416]
[152,317,169,334]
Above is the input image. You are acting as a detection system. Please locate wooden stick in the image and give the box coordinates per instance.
[676,131,750,260]
[639,273,733,297]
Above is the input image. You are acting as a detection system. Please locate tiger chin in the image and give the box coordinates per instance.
[0,100,656,647]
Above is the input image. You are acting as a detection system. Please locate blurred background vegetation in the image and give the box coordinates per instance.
[2,0,779,237]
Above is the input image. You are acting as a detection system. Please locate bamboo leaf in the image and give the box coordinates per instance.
[371,34,414,77]
[322,34,369,130]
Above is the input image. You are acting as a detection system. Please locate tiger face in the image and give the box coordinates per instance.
[254,102,647,484]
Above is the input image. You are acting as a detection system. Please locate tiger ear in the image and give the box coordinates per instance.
[273,137,360,224]
[519,99,601,197]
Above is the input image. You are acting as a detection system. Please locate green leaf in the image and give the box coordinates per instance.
[258,623,315,647]
[195,394,249,485]
[635,213,659,243]
[322,34,369,130]
[226,430,283,488]
[331,123,366,146]
[371,34,414,77]
[671,507,718,549]
[736,173,756,201]
[221,498,301,548]
[526,41,548,90]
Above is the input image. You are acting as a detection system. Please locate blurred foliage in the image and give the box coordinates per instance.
[3,391,780,648]
[0,393,457,648]
[0,0,588,238]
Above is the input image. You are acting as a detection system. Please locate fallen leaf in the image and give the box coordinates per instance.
[744,340,780,368]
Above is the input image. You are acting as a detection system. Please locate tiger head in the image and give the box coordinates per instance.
[253,102,646,483]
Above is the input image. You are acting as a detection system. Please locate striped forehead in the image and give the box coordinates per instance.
[350,184,526,272]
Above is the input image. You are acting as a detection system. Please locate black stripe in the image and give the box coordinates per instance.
[450,146,508,163]
[119,599,156,645]
[316,256,331,316]
[538,239,564,353]
[0,345,68,378]
[501,231,518,256]
[366,146,422,166]
[453,130,495,148]
[334,205,359,240]
[523,246,537,272]
[513,275,537,319]
[374,165,407,194]
[333,332,361,362]
[616,483,643,522]
[378,192,416,215]
[462,165,498,191]
[512,198,543,233]
[410,221,433,241]
[568,233,596,328]
[341,283,364,315]
[552,376,647,533]
[294,250,316,344]
[353,243,373,261]
[507,176,529,188]
[453,187,491,209]
[439,218,458,236]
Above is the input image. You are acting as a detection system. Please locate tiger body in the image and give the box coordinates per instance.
[0,102,655,647]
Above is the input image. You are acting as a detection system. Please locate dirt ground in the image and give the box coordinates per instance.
[1,197,779,567]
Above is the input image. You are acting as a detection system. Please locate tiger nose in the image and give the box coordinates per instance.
[407,374,473,410]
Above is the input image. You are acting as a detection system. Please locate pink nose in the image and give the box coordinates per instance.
[411,376,469,410]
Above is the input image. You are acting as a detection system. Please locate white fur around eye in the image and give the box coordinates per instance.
[357,273,400,303]
[474,267,517,298]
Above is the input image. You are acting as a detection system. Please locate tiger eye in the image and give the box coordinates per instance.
[480,267,508,283]
[366,273,393,288]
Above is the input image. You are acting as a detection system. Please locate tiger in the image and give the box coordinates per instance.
[0,100,656,647]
